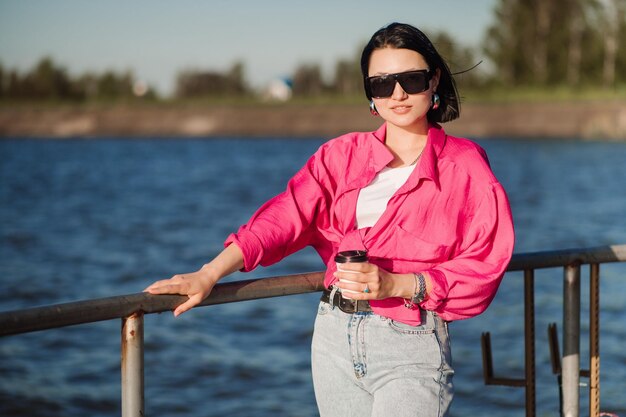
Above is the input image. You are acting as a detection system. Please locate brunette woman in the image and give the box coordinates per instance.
[146,22,514,417]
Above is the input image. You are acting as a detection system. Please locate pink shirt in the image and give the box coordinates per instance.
[225,123,515,325]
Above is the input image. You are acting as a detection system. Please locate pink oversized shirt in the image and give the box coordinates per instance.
[225,123,515,325]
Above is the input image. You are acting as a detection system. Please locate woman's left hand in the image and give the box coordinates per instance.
[333,262,413,300]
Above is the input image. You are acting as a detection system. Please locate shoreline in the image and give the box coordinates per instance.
[1,101,625,140]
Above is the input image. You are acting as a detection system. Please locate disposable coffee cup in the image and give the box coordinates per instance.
[334,250,368,299]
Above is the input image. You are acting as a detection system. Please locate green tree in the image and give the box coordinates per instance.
[226,61,247,95]
[484,0,529,85]
[6,70,20,98]
[96,70,134,99]
[484,0,626,87]
[566,0,587,85]
[24,57,74,99]
[616,3,626,83]
[292,63,325,96]
[0,62,4,98]
[599,0,625,86]
[333,58,361,95]
[429,31,483,88]
[175,62,249,98]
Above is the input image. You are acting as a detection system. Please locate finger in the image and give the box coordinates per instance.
[334,270,368,283]
[341,289,367,300]
[145,283,182,295]
[336,278,366,294]
[174,293,203,317]
[337,262,365,273]
[339,262,378,275]
[143,279,169,292]
[170,274,188,282]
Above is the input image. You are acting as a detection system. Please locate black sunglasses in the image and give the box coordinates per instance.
[366,69,432,98]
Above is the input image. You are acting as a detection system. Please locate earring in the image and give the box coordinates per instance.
[431,93,440,110]
[369,100,379,116]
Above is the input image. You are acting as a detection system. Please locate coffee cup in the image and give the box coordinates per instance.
[334,250,368,299]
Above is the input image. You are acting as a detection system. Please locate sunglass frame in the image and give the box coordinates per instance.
[366,69,433,98]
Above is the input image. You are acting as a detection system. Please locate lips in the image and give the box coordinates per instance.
[391,105,412,114]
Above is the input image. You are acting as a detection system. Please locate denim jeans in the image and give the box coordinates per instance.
[311,301,454,417]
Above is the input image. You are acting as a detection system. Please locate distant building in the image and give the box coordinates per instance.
[262,77,292,102]
[132,80,149,97]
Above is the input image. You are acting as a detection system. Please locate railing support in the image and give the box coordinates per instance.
[589,264,600,417]
[563,264,581,417]
[524,269,536,417]
[122,313,144,417]
[480,269,535,417]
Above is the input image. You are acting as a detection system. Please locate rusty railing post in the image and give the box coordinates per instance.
[524,269,536,417]
[122,313,144,417]
[563,264,581,417]
[589,264,600,417]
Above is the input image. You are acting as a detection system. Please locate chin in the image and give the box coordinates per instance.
[382,112,428,129]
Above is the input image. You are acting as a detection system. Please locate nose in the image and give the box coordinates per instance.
[390,80,408,100]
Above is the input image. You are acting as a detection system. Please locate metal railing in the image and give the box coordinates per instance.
[482,245,626,417]
[1,244,625,417]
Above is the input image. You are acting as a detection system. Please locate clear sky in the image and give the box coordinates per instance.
[0,0,497,96]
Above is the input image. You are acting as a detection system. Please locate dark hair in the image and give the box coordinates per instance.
[360,22,460,123]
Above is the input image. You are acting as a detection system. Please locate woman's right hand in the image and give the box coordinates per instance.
[144,266,217,317]
[144,243,245,317]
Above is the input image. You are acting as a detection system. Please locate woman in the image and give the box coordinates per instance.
[146,22,514,417]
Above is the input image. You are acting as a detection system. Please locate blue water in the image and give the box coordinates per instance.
[1,136,625,417]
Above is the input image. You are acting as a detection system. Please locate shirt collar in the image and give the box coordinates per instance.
[374,122,444,189]
[345,122,445,192]
[370,123,394,171]
[414,123,444,189]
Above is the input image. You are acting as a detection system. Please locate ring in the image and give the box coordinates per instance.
[363,284,370,293]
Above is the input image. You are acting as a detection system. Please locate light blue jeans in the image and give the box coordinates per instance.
[311,301,454,417]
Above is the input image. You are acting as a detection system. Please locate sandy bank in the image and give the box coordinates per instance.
[1,101,625,140]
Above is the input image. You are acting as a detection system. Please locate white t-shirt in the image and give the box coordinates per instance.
[355,164,416,229]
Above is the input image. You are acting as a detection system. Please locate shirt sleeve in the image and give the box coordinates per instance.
[420,182,515,321]
[224,150,330,272]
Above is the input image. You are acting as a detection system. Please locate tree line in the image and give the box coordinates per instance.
[0,30,479,102]
[0,57,149,101]
[1,0,624,102]
[485,0,625,87]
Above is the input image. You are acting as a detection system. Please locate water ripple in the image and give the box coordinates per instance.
[1,137,625,416]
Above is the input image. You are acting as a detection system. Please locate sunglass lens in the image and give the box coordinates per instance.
[397,72,428,94]
[369,77,395,98]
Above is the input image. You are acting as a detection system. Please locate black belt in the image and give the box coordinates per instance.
[321,287,373,313]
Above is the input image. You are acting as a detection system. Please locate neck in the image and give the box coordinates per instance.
[385,121,429,168]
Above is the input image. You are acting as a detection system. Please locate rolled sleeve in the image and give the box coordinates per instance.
[420,183,515,321]
[224,151,330,272]
[224,228,264,272]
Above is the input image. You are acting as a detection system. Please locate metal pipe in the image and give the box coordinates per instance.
[2,245,626,336]
[0,271,326,336]
[562,264,581,417]
[524,269,536,417]
[507,244,626,271]
[121,313,144,417]
[481,332,494,384]
[589,264,600,417]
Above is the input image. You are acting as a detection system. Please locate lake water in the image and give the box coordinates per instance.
[1,135,625,417]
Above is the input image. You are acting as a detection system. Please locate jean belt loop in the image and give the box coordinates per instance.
[328,286,339,310]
